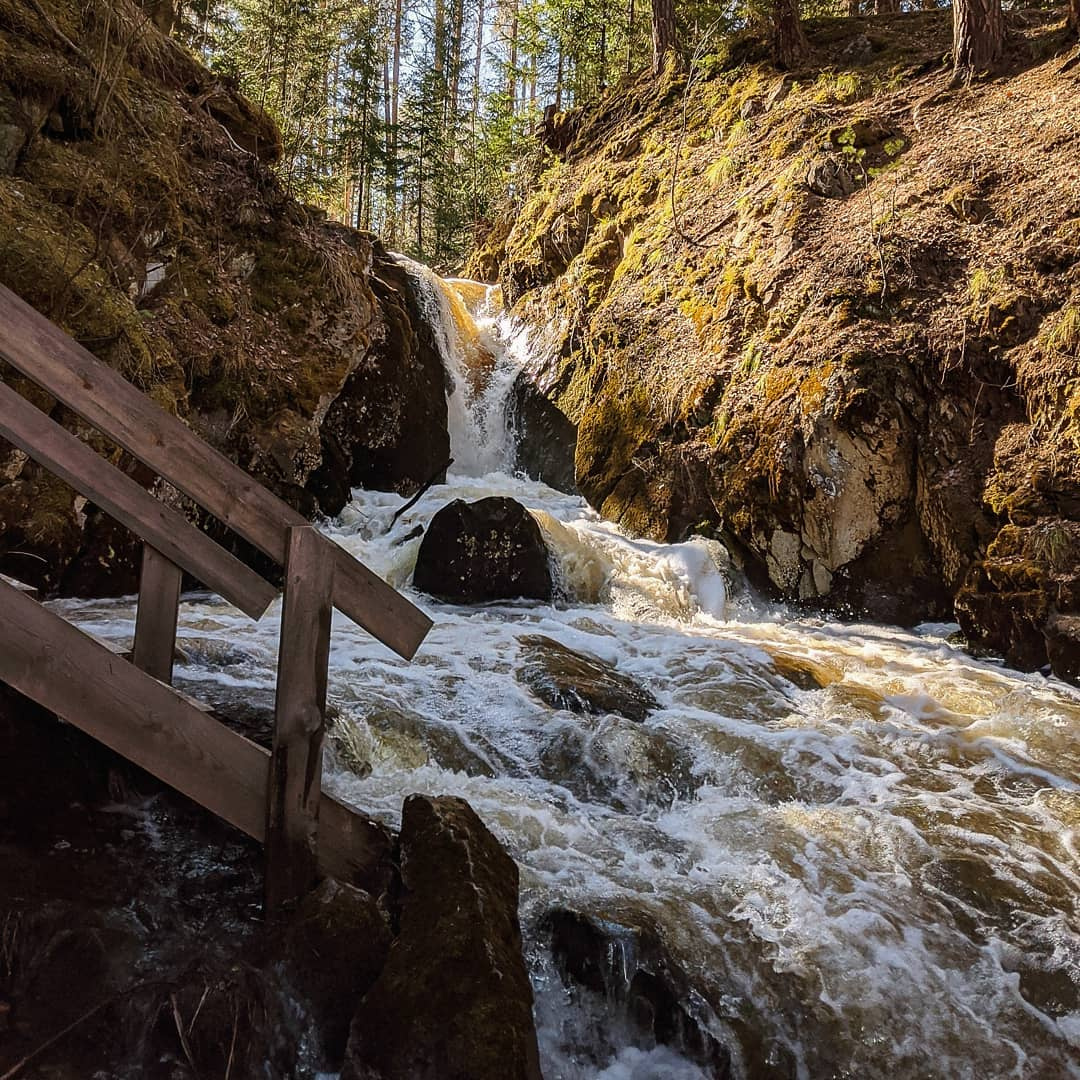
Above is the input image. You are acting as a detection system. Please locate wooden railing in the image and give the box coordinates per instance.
[0,283,433,910]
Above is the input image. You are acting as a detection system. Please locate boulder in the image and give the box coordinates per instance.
[955,521,1080,676]
[413,497,553,603]
[282,879,393,1065]
[510,373,578,494]
[1044,613,1080,685]
[309,251,451,513]
[342,795,541,1080]
[516,634,659,721]
[543,908,733,1077]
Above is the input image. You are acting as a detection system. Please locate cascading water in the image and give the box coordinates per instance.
[56,269,1080,1079]
[393,254,521,476]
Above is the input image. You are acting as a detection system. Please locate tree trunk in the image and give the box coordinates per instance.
[507,0,518,112]
[847,0,861,15]
[874,0,900,14]
[650,0,675,75]
[772,0,809,69]
[1069,0,1080,37]
[953,0,1004,81]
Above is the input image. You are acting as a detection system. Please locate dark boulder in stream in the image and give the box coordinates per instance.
[413,496,553,603]
[517,634,659,721]
[544,907,735,1078]
[342,794,542,1080]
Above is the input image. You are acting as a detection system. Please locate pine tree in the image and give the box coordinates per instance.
[952,0,1004,82]
[772,0,808,69]
[650,0,675,74]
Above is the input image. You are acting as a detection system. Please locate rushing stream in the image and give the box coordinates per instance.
[57,263,1080,1079]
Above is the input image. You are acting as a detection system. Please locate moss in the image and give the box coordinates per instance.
[1045,305,1080,357]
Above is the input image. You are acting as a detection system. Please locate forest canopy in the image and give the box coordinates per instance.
[157,0,1078,267]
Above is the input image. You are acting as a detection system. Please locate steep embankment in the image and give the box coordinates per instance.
[474,8,1080,679]
[0,0,448,595]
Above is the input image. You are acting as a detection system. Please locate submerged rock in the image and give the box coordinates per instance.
[413,497,553,603]
[342,794,542,1080]
[516,634,659,721]
[543,908,734,1078]
[282,879,393,1063]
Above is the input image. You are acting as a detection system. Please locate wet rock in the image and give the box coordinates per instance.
[413,497,553,603]
[517,634,659,721]
[543,908,733,1078]
[955,521,1080,675]
[310,251,450,512]
[282,879,393,1064]
[511,372,578,494]
[342,794,541,1080]
[1044,613,1080,685]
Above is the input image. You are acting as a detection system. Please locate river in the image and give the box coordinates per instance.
[56,261,1080,1079]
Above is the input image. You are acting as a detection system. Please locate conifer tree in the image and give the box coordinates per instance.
[650,0,676,73]
[772,0,808,68]
[952,0,1004,81]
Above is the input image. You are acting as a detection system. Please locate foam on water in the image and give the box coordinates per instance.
[52,275,1080,1079]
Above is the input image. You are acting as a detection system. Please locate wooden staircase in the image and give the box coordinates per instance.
[0,283,433,910]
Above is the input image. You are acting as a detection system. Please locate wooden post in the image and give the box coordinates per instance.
[265,525,334,913]
[132,545,182,685]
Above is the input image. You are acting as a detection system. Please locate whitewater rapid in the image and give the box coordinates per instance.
[55,269,1080,1079]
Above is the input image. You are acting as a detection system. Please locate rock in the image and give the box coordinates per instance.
[0,122,23,173]
[342,795,541,1080]
[841,33,875,63]
[1044,613,1080,685]
[955,521,1080,674]
[310,251,451,512]
[739,96,763,120]
[510,372,578,493]
[543,908,734,1077]
[516,634,659,721]
[413,497,553,603]
[283,879,393,1064]
[765,75,794,110]
[805,156,858,199]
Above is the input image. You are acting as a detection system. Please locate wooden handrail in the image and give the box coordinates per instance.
[0,282,436,909]
[0,283,432,659]
[0,381,277,620]
[0,577,386,884]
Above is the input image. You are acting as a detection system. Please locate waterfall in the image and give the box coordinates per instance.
[393,254,522,477]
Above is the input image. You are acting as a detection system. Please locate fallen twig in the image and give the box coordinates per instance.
[390,456,454,527]
[0,996,114,1080]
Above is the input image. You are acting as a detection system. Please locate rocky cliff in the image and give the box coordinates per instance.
[0,0,448,595]
[472,7,1080,680]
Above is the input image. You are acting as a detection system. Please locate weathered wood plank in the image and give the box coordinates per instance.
[266,526,334,911]
[0,577,385,883]
[0,284,432,658]
[132,545,182,685]
[0,380,277,620]
[0,576,268,838]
